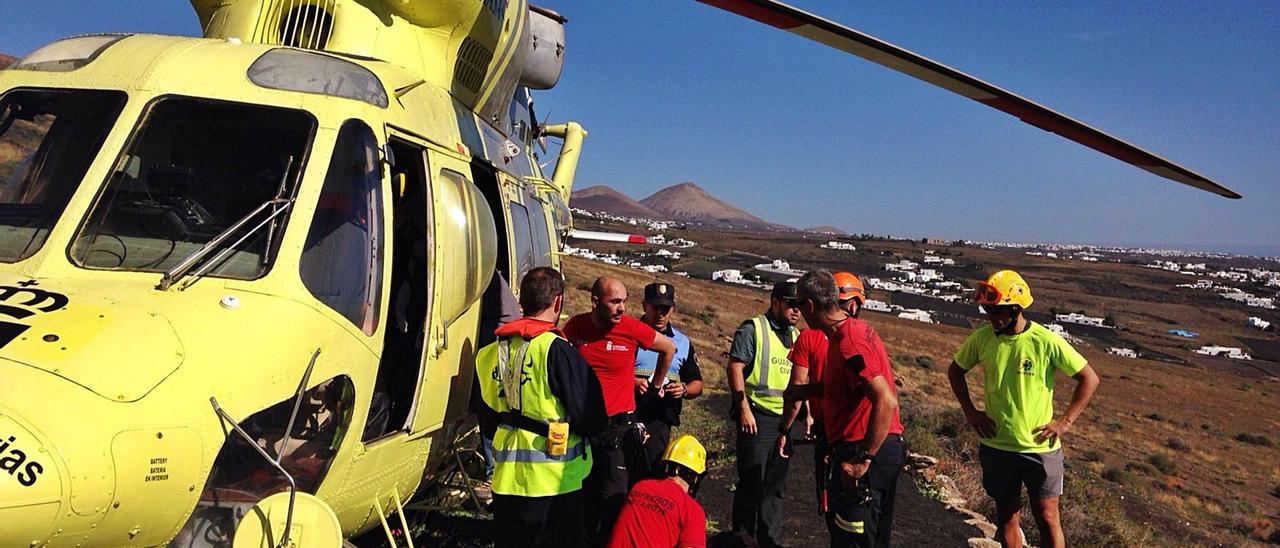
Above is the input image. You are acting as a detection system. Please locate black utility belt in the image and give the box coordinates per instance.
[498,411,551,436]
[607,412,636,427]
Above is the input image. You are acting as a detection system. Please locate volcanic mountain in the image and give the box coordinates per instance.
[570,185,664,219]
[0,54,15,69]
[641,182,786,230]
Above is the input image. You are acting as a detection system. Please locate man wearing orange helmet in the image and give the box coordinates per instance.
[790,270,904,548]
[948,270,1101,548]
[775,273,866,516]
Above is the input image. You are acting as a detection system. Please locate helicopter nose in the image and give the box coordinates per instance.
[0,406,65,547]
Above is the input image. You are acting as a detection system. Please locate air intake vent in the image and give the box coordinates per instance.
[258,0,336,51]
[454,37,494,94]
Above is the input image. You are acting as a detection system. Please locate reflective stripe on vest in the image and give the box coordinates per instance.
[493,426,589,463]
[476,331,593,497]
[745,315,796,415]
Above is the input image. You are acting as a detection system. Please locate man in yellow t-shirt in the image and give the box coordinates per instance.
[947,270,1100,548]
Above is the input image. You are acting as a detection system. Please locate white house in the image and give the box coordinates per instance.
[897,309,935,323]
[884,260,918,272]
[1107,347,1138,358]
[820,241,856,251]
[1195,345,1252,360]
[863,300,892,313]
[712,269,744,283]
[1246,317,1271,331]
[1055,313,1109,328]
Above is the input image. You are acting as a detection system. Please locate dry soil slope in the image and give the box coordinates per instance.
[641,181,789,230]
[570,185,665,219]
[0,54,15,68]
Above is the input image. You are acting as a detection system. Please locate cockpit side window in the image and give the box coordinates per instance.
[299,120,383,335]
[70,96,314,278]
[0,88,125,263]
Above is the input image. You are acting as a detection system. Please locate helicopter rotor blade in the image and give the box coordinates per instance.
[696,0,1241,199]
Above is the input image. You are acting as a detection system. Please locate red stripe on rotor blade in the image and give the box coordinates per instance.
[627,235,649,244]
[696,0,804,29]
[978,97,1146,165]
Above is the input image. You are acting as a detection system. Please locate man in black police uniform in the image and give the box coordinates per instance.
[633,282,704,481]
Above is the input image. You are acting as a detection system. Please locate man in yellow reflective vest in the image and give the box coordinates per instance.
[727,280,802,548]
[475,267,608,547]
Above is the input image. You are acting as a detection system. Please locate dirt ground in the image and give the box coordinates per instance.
[694,394,983,547]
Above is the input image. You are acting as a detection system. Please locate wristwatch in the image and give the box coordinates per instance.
[853,447,874,462]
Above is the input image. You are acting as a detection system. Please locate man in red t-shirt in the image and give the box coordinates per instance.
[777,272,868,515]
[788,269,904,548]
[565,276,676,544]
[608,434,708,548]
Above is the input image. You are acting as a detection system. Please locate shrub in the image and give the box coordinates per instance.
[695,306,719,326]
[1102,466,1134,484]
[1146,413,1164,422]
[915,355,935,369]
[1147,452,1178,475]
[1234,433,1274,447]
[1080,449,1104,462]
[1106,421,1124,432]
[1125,461,1159,476]
[1166,438,1190,451]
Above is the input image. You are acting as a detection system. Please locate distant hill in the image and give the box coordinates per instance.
[641,182,789,230]
[570,185,664,219]
[0,54,15,69]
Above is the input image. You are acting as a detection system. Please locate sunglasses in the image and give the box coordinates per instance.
[783,299,801,308]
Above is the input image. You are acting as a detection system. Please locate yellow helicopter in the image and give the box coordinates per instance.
[0,0,1238,547]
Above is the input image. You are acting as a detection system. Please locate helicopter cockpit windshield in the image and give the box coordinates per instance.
[0,88,126,263]
[71,96,314,281]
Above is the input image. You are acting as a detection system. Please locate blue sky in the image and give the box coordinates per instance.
[4,1,1277,255]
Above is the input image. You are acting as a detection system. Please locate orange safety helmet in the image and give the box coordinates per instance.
[834,272,866,304]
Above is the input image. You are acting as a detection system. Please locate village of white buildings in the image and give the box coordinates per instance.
[566,215,1276,363]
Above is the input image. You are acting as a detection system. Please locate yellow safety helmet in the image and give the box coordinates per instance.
[976,270,1034,309]
[661,434,707,475]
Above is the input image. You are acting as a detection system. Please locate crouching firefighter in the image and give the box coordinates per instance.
[475,267,608,548]
[608,435,710,548]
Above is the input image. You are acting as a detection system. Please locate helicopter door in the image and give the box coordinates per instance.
[362,137,433,442]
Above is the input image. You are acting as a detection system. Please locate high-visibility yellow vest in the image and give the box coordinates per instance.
[475,331,592,497]
[745,315,797,415]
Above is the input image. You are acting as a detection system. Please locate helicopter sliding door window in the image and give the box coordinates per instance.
[525,194,553,268]
[435,169,497,331]
[0,88,125,263]
[507,200,535,283]
[363,137,434,442]
[71,96,314,279]
[299,119,383,335]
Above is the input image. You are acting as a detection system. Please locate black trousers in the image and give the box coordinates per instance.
[584,421,642,545]
[812,421,829,514]
[732,409,792,548]
[633,419,673,483]
[825,436,904,548]
[491,490,585,548]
